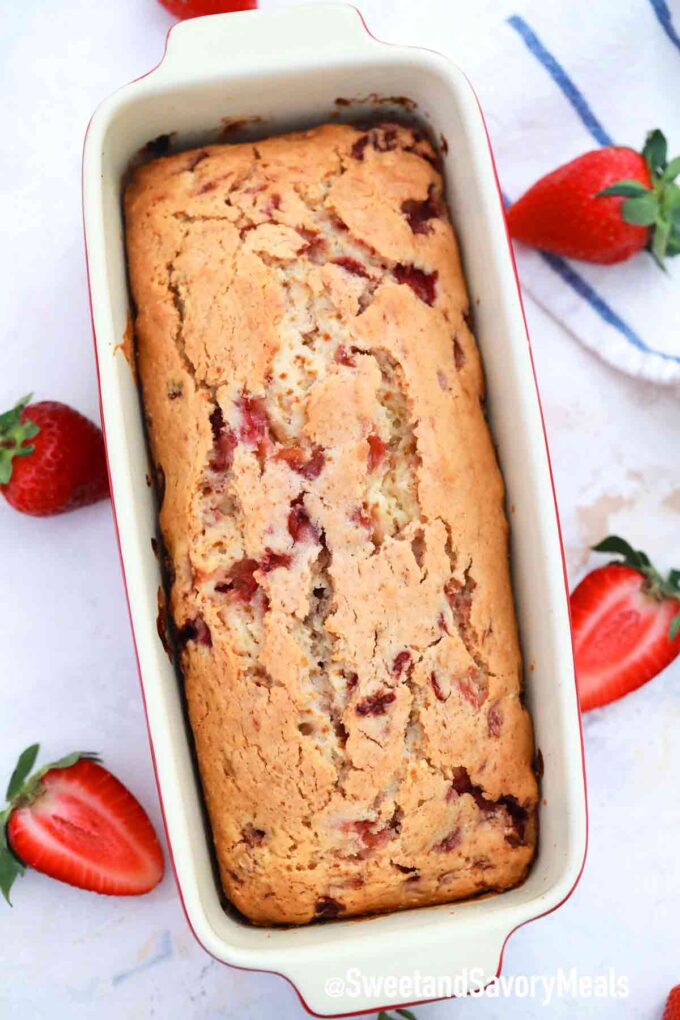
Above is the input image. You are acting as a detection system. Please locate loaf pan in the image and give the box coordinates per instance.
[82,5,587,1014]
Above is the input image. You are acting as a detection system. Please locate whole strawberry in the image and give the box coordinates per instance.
[572,536,680,711]
[507,129,680,265]
[0,395,109,515]
[664,985,680,1020]
[0,744,164,902]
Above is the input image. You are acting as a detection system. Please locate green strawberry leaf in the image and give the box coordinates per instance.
[643,129,668,174]
[0,395,32,433]
[0,803,25,907]
[669,204,680,231]
[0,846,25,906]
[0,808,11,853]
[666,230,680,257]
[668,569,680,591]
[633,129,680,266]
[670,613,680,642]
[621,193,659,226]
[0,395,40,486]
[5,744,40,802]
[598,180,651,198]
[40,751,101,774]
[593,535,645,570]
[663,155,680,182]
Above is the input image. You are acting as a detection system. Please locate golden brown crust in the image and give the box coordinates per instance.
[125,122,538,926]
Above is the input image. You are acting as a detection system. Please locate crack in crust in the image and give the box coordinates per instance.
[125,121,538,926]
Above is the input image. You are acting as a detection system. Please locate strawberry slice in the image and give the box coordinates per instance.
[571,536,680,711]
[0,745,164,902]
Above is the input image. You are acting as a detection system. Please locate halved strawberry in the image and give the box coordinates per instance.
[0,745,164,902]
[571,536,680,712]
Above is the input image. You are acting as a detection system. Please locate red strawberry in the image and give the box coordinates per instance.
[571,536,680,712]
[507,129,680,265]
[0,396,109,516]
[0,745,164,901]
[663,985,680,1020]
[158,0,256,19]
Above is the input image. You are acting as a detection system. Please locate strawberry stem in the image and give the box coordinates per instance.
[0,396,40,486]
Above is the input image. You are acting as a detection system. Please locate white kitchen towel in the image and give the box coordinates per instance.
[344,0,680,385]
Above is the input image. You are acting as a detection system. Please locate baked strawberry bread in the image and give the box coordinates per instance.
[124,122,538,925]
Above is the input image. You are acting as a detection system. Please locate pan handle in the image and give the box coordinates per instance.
[155,3,380,81]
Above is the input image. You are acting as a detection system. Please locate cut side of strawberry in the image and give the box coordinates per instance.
[0,746,164,902]
[571,536,680,711]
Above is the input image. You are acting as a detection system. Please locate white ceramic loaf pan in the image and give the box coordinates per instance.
[83,5,588,1015]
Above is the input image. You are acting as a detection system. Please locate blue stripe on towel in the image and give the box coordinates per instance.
[648,0,680,53]
[538,253,680,362]
[500,192,680,364]
[507,15,613,147]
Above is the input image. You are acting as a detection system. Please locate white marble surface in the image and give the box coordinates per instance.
[1,1,679,1018]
